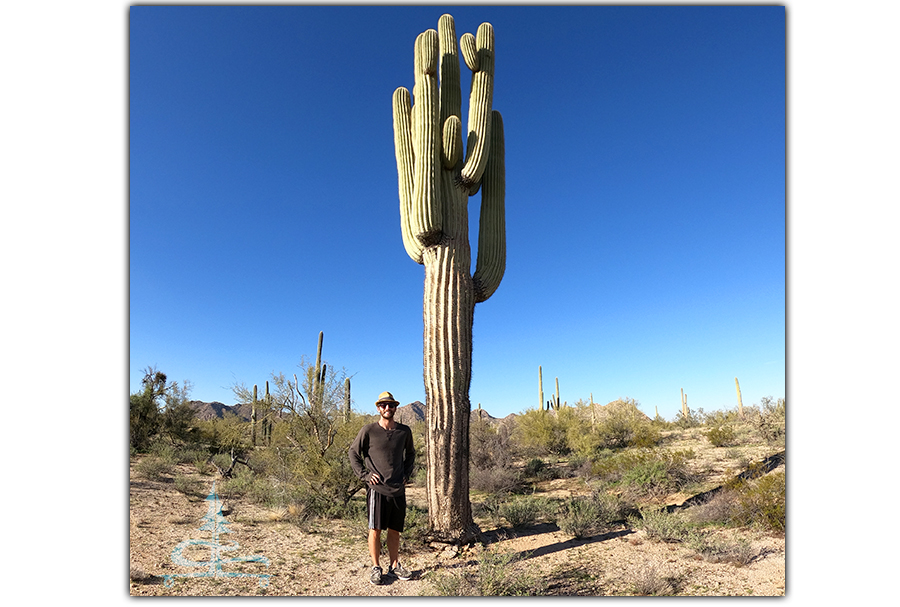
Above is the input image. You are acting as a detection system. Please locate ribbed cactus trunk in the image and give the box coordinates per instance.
[423,245,476,539]
[392,14,505,544]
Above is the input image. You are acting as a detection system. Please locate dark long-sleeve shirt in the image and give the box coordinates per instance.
[348,422,415,497]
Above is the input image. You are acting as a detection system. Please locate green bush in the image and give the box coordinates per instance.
[512,408,573,456]
[498,495,549,528]
[593,399,661,450]
[174,473,206,498]
[592,448,696,499]
[750,397,785,446]
[703,424,737,447]
[629,508,696,543]
[557,492,627,539]
[731,471,785,533]
[135,455,175,481]
[421,549,545,596]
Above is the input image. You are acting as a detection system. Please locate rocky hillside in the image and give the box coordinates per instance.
[185,399,515,427]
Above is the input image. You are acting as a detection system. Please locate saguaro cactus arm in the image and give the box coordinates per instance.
[472,110,506,303]
[458,23,495,190]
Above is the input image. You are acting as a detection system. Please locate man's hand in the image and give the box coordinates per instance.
[368,472,381,485]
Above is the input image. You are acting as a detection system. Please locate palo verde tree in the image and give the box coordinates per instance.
[231,332,366,512]
[129,366,194,452]
[391,14,506,543]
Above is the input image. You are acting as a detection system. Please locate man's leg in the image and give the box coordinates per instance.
[368,528,382,567]
[386,528,400,568]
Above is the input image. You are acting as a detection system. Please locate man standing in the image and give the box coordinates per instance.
[349,391,416,585]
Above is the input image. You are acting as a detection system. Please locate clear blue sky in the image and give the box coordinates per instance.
[129,5,785,421]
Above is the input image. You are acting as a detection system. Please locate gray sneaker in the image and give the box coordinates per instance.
[388,563,411,581]
[370,566,383,585]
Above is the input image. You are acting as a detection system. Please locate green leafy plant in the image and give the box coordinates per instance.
[557,492,625,539]
[629,507,696,543]
[498,495,546,528]
[731,471,785,533]
[593,448,696,499]
[703,423,737,447]
[421,549,545,596]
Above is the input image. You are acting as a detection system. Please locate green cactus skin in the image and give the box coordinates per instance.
[391,14,506,543]
[459,23,495,190]
[472,111,506,302]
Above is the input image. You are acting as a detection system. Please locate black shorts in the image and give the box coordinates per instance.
[367,487,406,532]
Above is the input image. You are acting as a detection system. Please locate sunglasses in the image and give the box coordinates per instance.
[378,403,398,409]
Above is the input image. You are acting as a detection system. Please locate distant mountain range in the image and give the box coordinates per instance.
[185,399,516,427]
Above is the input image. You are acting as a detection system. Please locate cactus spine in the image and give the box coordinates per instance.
[392,14,506,543]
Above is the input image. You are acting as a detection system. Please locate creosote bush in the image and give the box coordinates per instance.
[731,471,785,533]
[592,448,696,499]
[421,549,546,596]
[557,491,628,539]
[704,423,737,447]
[749,397,786,446]
[498,495,551,528]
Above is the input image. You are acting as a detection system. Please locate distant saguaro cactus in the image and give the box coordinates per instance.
[392,13,506,543]
[735,377,744,418]
[344,377,351,423]
[251,384,258,446]
[538,366,544,411]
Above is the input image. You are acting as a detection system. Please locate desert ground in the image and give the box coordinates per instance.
[129,429,785,597]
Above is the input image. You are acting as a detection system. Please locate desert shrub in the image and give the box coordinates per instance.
[704,423,737,447]
[685,533,759,566]
[523,458,546,477]
[749,397,785,446]
[731,471,785,533]
[135,455,174,481]
[672,407,704,429]
[421,549,545,596]
[470,465,520,495]
[497,495,553,528]
[470,421,519,493]
[470,421,513,469]
[174,473,206,498]
[630,564,676,596]
[592,448,696,499]
[512,408,576,456]
[593,399,661,450]
[629,508,696,543]
[557,491,627,538]
[400,504,431,549]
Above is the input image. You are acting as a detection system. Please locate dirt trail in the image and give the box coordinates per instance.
[129,456,784,596]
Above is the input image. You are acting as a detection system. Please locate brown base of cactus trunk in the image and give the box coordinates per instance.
[422,244,479,544]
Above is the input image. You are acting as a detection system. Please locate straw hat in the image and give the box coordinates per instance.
[375,391,400,406]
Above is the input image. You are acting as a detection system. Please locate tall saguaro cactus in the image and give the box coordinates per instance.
[392,14,506,543]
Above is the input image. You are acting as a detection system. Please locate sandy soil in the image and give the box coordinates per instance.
[129,431,785,597]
